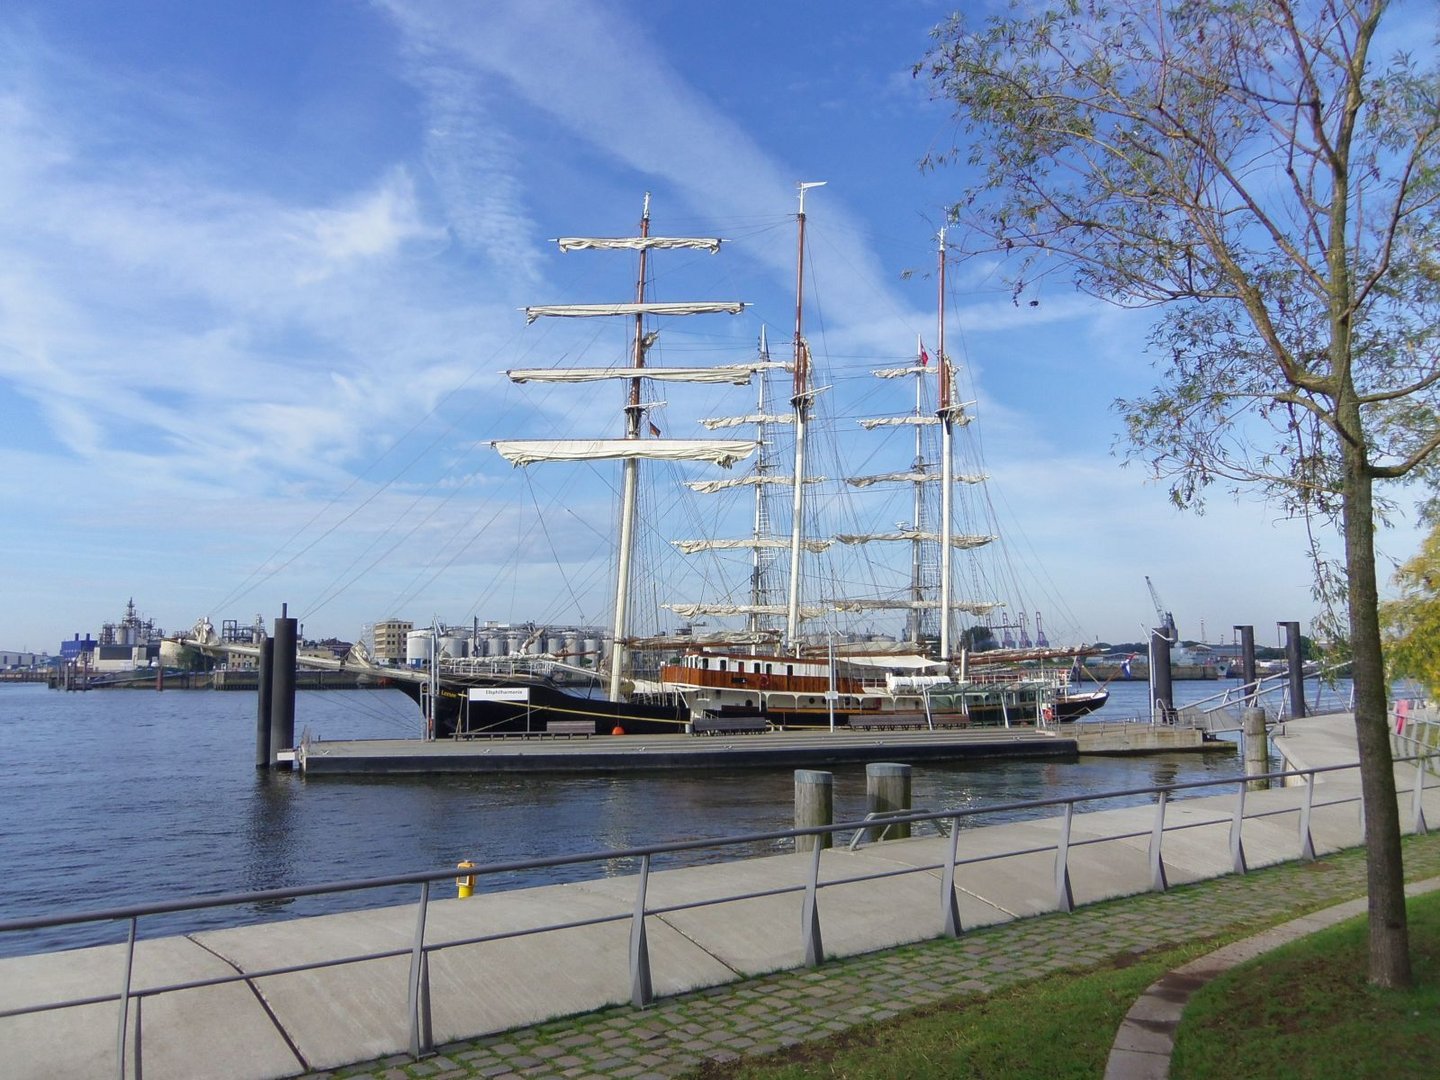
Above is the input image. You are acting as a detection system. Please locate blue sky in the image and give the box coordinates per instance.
[0,0,1425,653]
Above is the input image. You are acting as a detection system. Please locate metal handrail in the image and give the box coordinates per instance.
[2,746,1434,1079]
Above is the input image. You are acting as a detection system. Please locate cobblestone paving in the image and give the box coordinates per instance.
[314,832,1440,1080]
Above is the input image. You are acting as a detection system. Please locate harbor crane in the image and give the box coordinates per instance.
[1145,576,1178,642]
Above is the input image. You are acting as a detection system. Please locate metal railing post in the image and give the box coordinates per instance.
[1230,781,1248,874]
[406,881,432,1059]
[629,854,653,1007]
[1413,757,1429,836]
[802,841,824,966]
[1055,801,1075,913]
[115,915,137,1080]
[1149,791,1168,892]
[1299,771,1316,861]
[942,814,962,937]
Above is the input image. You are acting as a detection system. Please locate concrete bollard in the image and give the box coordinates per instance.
[794,770,833,852]
[866,762,912,842]
[1244,707,1268,790]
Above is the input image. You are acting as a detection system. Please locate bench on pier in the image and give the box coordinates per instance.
[849,714,929,732]
[691,716,770,736]
[545,720,596,738]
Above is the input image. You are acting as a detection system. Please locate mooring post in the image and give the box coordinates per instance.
[255,635,274,769]
[1149,628,1175,723]
[270,607,297,767]
[1243,707,1268,790]
[1279,621,1306,719]
[866,762,912,842]
[1233,624,1257,704]
[794,769,833,852]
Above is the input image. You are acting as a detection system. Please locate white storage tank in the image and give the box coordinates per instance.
[406,629,433,668]
[440,633,469,659]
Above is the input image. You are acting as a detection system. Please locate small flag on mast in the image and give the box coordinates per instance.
[919,340,930,366]
[648,421,662,437]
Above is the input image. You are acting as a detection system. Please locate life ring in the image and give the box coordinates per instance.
[1041,705,1055,723]
[759,675,770,688]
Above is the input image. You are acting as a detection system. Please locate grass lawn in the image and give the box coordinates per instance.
[690,938,1215,1079]
[1170,889,1440,1079]
[689,891,1440,1080]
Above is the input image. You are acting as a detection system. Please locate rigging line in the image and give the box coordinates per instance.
[523,469,591,623]
[384,492,515,617]
[211,327,522,616]
[302,474,476,621]
[299,317,606,622]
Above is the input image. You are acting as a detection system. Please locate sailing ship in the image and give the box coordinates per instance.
[379,188,1107,738]
[652,206,1107,729]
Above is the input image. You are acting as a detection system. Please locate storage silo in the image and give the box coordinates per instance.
[406,630,433,668]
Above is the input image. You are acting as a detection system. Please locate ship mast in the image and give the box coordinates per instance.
[607,196,651,701]
[749,328,775,645]
[938,226,955,660]
[495,198,756,699]
[908,334,927,646]
[785,181,824,647]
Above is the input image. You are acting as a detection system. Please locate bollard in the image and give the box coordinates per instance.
[794,770,833,852]
[1279,620,1307,719]
[455,860,476,899]
[270,610,297,767]
[1243,707,1268,790]
[866,762,912,841]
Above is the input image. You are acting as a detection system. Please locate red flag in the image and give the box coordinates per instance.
[648,421,662,437]
[919,344,930,366]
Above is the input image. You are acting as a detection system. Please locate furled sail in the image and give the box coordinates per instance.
[672,538,832,554]
[698,413,795,429]
[556,236,722,254]
[493,439,756,468]
[507,365,762,386]
[831,598,1004,615]
[525,301,746,324]
[834,530,995,548]
[663,603,828,619]
[685,474,824,493]
[858,415,941,429]
[845,471,987,487]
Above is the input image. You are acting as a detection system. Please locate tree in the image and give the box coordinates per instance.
[920,0,1440,987]
[1381,523,1440,699]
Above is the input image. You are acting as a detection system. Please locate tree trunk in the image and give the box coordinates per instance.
[1341,437,1411,988]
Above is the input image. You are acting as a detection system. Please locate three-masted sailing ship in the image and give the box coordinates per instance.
[396,188,1103,737]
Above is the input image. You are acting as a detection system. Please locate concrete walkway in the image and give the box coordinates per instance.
[2,713,1435,1079]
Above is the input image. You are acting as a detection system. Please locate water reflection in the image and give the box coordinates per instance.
[243,770,302,914]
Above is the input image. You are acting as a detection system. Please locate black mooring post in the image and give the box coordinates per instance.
[1233,624,1257,704]
[1279,620,1306,719]
[270,608,298,766]
[1150,627,1175,723]
[255,635,274,769]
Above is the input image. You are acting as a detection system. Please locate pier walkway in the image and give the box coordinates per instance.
[2,713,1436,1080]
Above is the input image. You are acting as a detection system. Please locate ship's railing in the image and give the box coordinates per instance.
[2,742,1435,1077]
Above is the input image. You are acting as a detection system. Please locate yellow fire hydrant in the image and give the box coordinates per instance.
[455,860,476,899]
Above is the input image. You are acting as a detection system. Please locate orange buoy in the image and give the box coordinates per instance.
[611,725,626,736]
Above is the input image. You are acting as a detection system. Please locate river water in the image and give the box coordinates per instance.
[0,676,1348,957]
